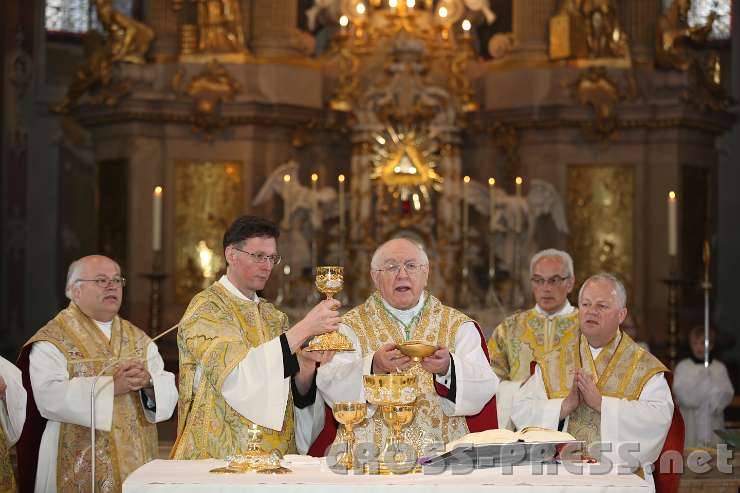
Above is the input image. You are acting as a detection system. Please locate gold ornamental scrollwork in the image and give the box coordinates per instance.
[567,164,634,299]
[171,61,240,137]
[567,67,634,142]
[656,0,716,71]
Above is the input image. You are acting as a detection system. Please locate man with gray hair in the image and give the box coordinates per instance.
[16,254,178,492]
[316,237,499,456]
[512,273,678,489]
[487,248,579,428]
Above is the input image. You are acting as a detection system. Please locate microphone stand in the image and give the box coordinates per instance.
[89,322,179,492]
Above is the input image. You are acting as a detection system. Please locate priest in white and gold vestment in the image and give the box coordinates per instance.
[487,249,579,428]
[512,273,675,488]
[18,255,178,493]
[0,356,26,492]
[317,238,499,456]
[172,216,338,460]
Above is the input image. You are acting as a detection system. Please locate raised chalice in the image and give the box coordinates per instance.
[306,266,355,352]
[333,402,367,470]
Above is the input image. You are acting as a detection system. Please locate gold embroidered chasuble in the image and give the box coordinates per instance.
[172,282,297,459]
[538,331,668,447]
[24,302,157,493]
[0,423,14,493]
[342,292,470,453]
[488,307,579,382]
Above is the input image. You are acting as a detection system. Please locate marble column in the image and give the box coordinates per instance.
[142,0,179,61]
[619,0,661,64]
[250,0,305,58]
[511,0,558,61]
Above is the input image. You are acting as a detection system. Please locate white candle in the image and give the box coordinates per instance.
[152,186,163,251]
[463,176,470,239]
[668,191,677,256]
[311,173,319,227]
[338,174,346,233]
[283,174,291,229]
[488,178,496,232]
[515,176,523,197]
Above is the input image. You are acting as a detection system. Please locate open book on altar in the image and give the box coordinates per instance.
[445,427,576,452]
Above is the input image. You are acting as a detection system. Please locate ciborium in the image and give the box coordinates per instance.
[333,402,367,470]
[363,374,420,473]
[306,266,355,352]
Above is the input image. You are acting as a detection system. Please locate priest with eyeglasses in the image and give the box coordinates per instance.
[315,237,499,457]
[487,249,579,429]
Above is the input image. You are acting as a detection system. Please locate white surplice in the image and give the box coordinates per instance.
[317,293,499,422]
[495,302,576,431]
[29,320,178,493]
[673,357,734,448]
[0,355,26,447]
[511,341,673,487]
[191,275,326,453]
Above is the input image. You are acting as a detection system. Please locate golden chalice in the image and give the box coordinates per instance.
[333,402,367,470]
[398,340,437,363]
[306,266,355,352]
[382,404,416,460]
[363,374,420,473]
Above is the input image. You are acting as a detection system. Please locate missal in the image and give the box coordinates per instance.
[445,427,576,452]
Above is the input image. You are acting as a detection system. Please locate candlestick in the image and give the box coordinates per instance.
[462,176,470,239]
[668,191,677,256]
[515,176,523,197]
[488,177,496,232]
[338,174,346,234]
[152,186,163,252]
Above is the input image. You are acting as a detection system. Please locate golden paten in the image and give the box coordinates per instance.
[305,331,355,352]
[397,340,436,361]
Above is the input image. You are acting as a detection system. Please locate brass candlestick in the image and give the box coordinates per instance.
[142,250,167,336]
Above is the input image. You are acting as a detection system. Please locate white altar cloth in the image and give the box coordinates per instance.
[123,459,652,493]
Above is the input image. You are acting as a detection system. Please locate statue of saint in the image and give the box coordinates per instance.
[94,0,155,64]
[197,0,247,53]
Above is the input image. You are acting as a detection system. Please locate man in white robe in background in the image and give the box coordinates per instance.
[19,255,178,493]
[0,356,26,491]
[317,238,499,456]
[512,273,674,487]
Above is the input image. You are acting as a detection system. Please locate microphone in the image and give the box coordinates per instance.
[90,322,179,492]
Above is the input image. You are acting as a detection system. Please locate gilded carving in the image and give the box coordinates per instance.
[175,161,243,302]
[568,67,634,142]
[196,0,247,54]
[94,0,155,64]
[172,61,240,136]
[656,0,715,71]
[567,165,634,298]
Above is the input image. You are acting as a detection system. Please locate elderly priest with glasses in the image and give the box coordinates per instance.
[315,237,499,457]
[487,249,580,429]
[16,255,178,493]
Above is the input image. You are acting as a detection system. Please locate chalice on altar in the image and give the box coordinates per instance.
[306,266,354,352]
[333,402,367,470]
[363,374,420,473]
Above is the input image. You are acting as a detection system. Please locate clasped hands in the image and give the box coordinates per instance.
[560,368,602,419]
[372,343,450,375]
[113,359,152,396]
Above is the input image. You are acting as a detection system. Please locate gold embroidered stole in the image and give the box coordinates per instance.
[24,302,157,493]
[488,308,579,381]
[342,292,470,453]
[172,282,296,460]
[539,332,668,448]
[0,422,14,493]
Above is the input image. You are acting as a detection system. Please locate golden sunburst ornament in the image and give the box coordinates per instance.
[370,126,442,205]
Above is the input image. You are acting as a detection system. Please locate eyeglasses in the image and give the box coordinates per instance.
[76,276,126,288]
[374,261,428,276]
[531,275,570,287]
[233,246,282,265]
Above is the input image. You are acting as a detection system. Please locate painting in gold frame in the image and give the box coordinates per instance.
[175,160,242,302]
[567,165,634,297]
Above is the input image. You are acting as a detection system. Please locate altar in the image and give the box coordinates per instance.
[123,458,652,493]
